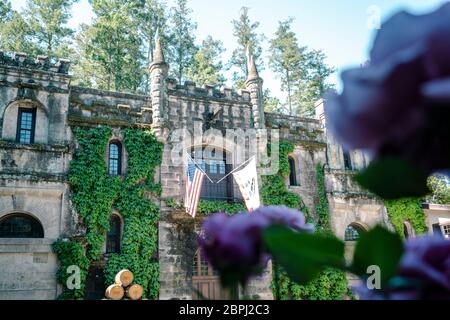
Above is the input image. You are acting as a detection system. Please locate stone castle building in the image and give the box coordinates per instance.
[0,40,448,300]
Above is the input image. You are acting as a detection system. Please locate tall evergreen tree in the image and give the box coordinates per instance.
[229,6,264,88]
[293,49,334,117]
[186,35,225,86]
[128,0,169,93]
[23,0,75,57]
[72,0,144,92]
[169,0,197,83]
[0,0,38,55]
[269,18,306,115]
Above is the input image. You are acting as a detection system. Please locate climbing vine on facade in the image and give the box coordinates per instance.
[266,142,347,300]
[53,126,163,300]
[384,198,427,239]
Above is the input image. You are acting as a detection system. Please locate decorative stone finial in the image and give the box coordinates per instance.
[246,43,259,81]
[153,28,165,64]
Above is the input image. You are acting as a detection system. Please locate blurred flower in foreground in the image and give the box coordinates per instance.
[198,206,313,287]
[354,236,450,300]
[325,3,450,176]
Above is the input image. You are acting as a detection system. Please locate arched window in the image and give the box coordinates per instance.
[0,213,44,238]
[345,224,363,241]
[106,215,121,254]
[108,142,122,176]
[343,150,352,170]
[403,221,415,239]
[16,107,37,144]
[288,156,298,186]
[191,148,234,202]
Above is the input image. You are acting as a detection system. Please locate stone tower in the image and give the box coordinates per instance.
[245,48,265,129]
[149,31,169,142]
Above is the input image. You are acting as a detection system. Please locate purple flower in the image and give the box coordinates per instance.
[325,3,450,175]
[354,236,450,300]
[198,206,311,286]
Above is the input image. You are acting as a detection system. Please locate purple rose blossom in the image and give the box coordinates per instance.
[325,3,450,175]
[354,235,450,300]
[198,206,312,285]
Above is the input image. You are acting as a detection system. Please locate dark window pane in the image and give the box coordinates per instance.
[345,225,360,241]
[343,150,352,170]
[106,215,121,253]
[0,214,44,238]
[289,157,298,186]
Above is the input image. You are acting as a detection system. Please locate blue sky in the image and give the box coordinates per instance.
[11,0,449,96]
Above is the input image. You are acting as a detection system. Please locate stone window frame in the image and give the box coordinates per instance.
[104,212,124,255]
[1,99,49,144]
[342,149,353,170]
[344,221,368,242]
[288,155,300,187]
[403,221,416,239]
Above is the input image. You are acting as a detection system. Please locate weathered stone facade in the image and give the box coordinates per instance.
[0,46,391,300]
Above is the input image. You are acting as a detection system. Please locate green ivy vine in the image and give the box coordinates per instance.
[53,126,163,300]
[166,199,246,216]
[384,198,427,239]
[266,142,347,300]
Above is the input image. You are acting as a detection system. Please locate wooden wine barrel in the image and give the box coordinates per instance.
[115,269,134,287]
[126,284,143,300]
[105,284,124,300]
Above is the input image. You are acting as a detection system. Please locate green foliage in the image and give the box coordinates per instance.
[264,226,345,284]
[52,240,89,300]
[186,35,226,86]
[384,198,427,239]
[354,157,430,200]
[229,6,265,87]
[261,141,306,211]
[351,226,404,285]
[315,164,330,231]
[166,198,245,216]
[54,126,163,299]
[273,266,347,300]
[266,146,348,300]
[197,200,246,216]
[73,0,144,92]
[427,175,450,205]
[169,0,198,83]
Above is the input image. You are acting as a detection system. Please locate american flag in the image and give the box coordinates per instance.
[185,155,205,218]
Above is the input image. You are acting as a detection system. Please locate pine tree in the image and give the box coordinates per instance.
[186,35,225,86]
[269,18,306,115]
[23,0,75,57]
[129,0,170,93]
[72,0,144,92]
[0,0,39,55]
[229,6,264,88]
[293,49,334,117]
[169,0,197,83]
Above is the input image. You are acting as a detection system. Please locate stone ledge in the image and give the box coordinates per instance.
[0,140,69,153]
[0,238,56,253]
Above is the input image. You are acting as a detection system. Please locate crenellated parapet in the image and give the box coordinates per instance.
[0,51,71,75]
[165,77,251,103]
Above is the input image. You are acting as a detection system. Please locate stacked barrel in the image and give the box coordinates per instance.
[105,269,144,300]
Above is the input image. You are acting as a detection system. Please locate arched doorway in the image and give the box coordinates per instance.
[192,249,238,300]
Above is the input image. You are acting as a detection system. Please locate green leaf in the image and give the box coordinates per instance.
[354,157,431,200]
[350,226,404,286]
[263,225,346,285]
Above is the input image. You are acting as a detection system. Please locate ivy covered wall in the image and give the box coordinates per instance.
[266,141,348,300]
[53,126,163,300]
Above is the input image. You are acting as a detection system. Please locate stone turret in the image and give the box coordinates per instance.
[245,45,265,129]
[149,30,169,141]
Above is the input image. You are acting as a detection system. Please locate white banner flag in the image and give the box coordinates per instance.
[232,157,261,211]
